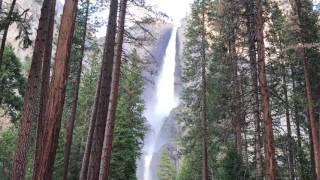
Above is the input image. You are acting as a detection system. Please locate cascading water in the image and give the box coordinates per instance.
[141,26,179,180]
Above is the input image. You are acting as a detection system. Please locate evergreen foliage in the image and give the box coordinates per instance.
[0,45,26,122]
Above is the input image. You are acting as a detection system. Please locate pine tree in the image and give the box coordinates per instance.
[108,50,146,180]
[62,0,89,179]
[158,149,176,180]
[86,0,118,179]
[256,0,277,179]
[99,0,128,179]
[11,0,56,179]
[35,0,79,178]
[0,0,16,66]
[0,45,26,122]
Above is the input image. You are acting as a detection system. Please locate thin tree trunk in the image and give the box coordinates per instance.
[79,74,101,180]
[35,0,78,178]
[291,0,320,178]
[99,0,127,179]
[293,0,320,180]
[230,35,242,156]
[0,0,16,68]
[256,0,277,179]
[62,1,89,179]
[86,0,118,179]
[33,0,56,177]
[11,0,54,179]
[245,0,263,178]
[291,65,305,179]
[308,122,317,179]
[281,64,295,180]
[201,1,208,180]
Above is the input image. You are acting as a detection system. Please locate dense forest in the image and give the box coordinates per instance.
[0,0,320,179]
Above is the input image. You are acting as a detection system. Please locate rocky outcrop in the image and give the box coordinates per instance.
[3,0,63,61]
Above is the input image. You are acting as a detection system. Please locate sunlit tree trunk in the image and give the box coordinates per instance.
[11,0,55,179]
[33,0,56,177]
[35,0,79,178]
[62,1,89,179]
[256,0,277,179]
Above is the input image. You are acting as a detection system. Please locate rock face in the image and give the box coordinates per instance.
[3,0,63,62]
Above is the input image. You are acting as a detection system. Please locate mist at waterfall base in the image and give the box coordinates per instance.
[138,27,179,180]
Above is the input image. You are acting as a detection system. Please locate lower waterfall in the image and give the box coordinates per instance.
[140,26,179,180]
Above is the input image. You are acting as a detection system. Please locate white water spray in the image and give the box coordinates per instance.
[142,26,178,180]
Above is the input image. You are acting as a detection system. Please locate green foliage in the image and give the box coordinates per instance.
[0,127,17,179]
[176,149,202,180]
[219,146,245,180]
[0,45,26,122]
[158,149,176,180]
[109,50,146,180]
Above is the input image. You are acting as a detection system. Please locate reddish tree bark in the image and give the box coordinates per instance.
[256,0,277,179]
[98,0,128,179]
[86,0,118,179]
[11,0,55,179]
[291,0,320,178]
[62,1,89,179]
[33,0,56,177]
[34,0,78,178]
[302,55,320,179]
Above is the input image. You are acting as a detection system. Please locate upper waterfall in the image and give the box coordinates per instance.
[138,26,179,180]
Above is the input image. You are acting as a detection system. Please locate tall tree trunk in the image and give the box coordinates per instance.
[62,1,89,179]
[308,122,317,179]
[201,1,208,180]
[291,65,306,179]
[35,0,78,178]
[282,64,295,180]
[230,34,242,156]
[98,0,127,179]
[302,31,320,180]
[291,0,320,178]
[11,0,55,179]
[79,74,101,180]
[0,0,16,68]
[245,0,263,178]
[86,0,118,179]
[33,0,56,177]
[256,0,277,179]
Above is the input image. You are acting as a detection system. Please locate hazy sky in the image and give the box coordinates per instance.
[58,0,193,36]
[58,0,193,21]
[149,0,193,22]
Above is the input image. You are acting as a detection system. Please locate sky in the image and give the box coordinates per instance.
[57,0,193,37]
[58,0,193,24]
[148,0,193,23]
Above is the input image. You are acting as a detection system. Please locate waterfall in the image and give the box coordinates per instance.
[141,26,178,180]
